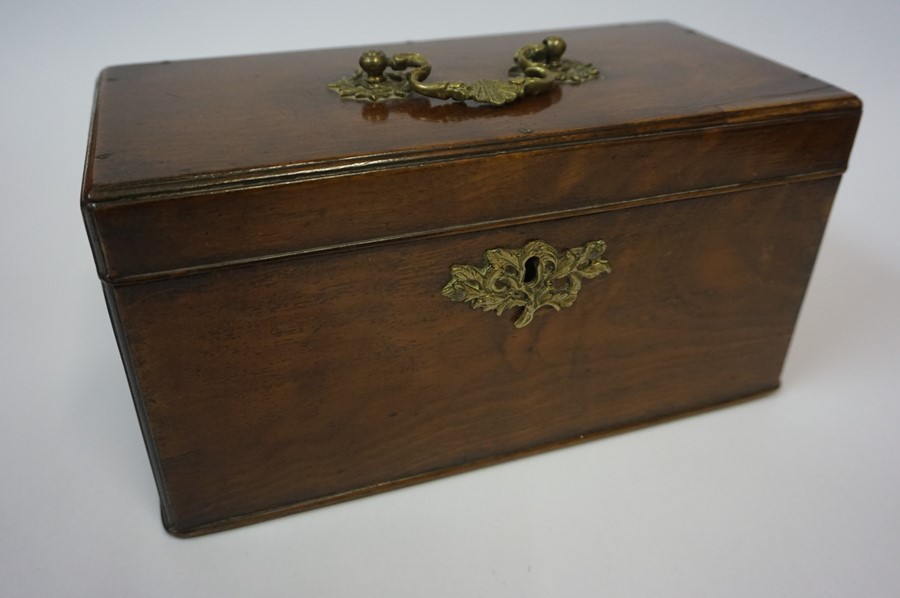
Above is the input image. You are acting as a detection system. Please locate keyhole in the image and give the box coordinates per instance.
[523,256,539,284]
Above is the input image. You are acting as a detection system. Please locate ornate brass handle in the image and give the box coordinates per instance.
[328,36,599,106]
[441,239,611,328]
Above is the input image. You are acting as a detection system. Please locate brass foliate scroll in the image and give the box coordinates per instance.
[328,36,599,106]
[441,240,611,328]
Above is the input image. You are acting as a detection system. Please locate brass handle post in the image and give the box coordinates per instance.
[328,36,599,106]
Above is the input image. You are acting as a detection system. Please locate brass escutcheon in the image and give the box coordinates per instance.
[441,239,610,328]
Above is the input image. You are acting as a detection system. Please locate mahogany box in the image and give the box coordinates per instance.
[81,22,861,535]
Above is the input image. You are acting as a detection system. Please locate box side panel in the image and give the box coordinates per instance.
[99,282,175,527]
[109,176,838,535]
[88,114,858,281]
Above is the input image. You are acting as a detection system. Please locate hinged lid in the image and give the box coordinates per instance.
[82,22,860,283]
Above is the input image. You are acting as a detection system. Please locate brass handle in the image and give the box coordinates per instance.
[441,239,611,328]
[328,36,599,106]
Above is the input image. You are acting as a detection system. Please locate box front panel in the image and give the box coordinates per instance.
[111,177,838,534]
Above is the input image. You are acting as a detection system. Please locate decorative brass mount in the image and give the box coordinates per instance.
[441,240,611,328]
[327,36,599,106]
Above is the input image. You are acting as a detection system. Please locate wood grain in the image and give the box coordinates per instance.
[83,22,857,198]
[81,23,861,535]
[109,178,838,534]
[87,114,857,281]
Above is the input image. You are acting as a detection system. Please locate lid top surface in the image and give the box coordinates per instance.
[85,22,855,199]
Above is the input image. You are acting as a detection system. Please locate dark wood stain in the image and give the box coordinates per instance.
[84,22,856,197]
[81,23,861,536]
